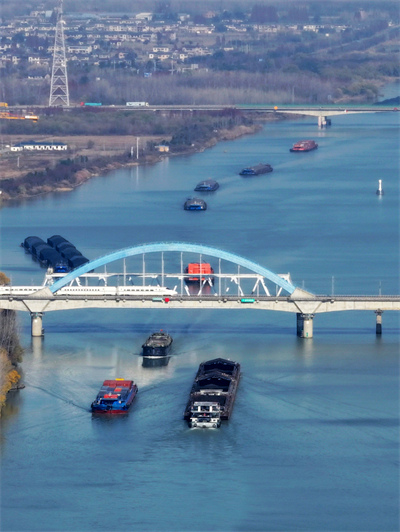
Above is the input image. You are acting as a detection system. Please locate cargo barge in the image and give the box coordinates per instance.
[48,235,90,270]
[239,163,273,176]
[142,331,173,358]
[22,234,91,272]
[194,179,219,192]
[184,263,214,284]
[91,379,138,414]
[184,198,207,210]
[183,358,241,427]
[290,140,318,152]
[22,236,69,273]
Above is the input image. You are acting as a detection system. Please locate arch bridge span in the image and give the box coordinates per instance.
[49,242,298,296]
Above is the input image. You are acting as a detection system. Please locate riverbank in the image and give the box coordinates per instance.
[0,115,278,202]
[0,280,24,415]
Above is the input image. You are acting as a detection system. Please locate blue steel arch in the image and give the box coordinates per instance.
[50,242,297,294]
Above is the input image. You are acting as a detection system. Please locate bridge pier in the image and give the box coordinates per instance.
[375,310,383,335]
[31,312,44,337]
[297,313,314,338]
[318,116,331,128]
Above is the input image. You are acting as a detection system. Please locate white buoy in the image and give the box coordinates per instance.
[376,179,384,195]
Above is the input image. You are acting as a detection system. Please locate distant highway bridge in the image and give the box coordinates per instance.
[9,104,399,128]
[1,242,398,338]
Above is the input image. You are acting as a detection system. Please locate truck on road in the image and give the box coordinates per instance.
[126,102,149,107]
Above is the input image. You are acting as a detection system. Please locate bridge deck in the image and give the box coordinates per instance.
[1,293,399,314]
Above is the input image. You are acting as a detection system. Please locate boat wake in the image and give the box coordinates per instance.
[24,382,90,412]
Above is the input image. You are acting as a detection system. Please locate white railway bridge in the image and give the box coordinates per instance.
[0,242,398,338]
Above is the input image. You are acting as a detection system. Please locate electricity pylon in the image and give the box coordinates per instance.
[49,1,69,106]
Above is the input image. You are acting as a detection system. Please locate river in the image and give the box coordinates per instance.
[0,99,399,531]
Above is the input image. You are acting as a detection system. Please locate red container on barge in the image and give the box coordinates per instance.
[184,263,214,283]
[91,379,138,414]
[290,140,318,152]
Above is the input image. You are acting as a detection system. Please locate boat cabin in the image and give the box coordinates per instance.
[191,402,221,415]
[189,401,221,428]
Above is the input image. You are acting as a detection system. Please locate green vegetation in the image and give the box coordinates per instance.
[0,108,251,137]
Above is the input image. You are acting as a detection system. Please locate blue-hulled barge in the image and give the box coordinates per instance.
[239,163,273,176]
[91,379,138,414]
[184,198,207,210]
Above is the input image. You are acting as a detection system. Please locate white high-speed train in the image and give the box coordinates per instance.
[0,285,178,297]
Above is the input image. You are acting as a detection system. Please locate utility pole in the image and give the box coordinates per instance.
[136,137,139,159]
[49,0,69,107]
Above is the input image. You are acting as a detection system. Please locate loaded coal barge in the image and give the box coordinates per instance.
[290,140,318,152]
[21,234,90,272]
[194,179,219,192]
[142,331,173,358]
[183,358,241,428]
[22,236,68,273]
[239,163,273,176]
[91,379,138,414]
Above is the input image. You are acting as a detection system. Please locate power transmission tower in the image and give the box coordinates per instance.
[49,1,69,106]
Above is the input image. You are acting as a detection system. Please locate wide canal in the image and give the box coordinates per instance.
[0,102,399,531]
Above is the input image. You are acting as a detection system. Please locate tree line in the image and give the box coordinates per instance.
[1,67,379,108]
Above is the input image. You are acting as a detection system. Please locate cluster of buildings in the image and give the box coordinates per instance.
[11,141,68,151]
[0,6,382,76]
[0,10,215,74]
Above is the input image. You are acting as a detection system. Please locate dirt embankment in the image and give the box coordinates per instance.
[0,122,264,201]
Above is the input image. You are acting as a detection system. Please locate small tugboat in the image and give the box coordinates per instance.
[239,163,273,176]
[142,331,173,358]
[184,358,241,428]
[184,263,214,284]
[194,179,219,192]
[184,197,207,210]
[290,140,318,152]
[91,379,138,414]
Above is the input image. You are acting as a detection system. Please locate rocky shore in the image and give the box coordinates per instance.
[0,121,267,203]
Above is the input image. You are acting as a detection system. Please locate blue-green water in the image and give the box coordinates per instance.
[0,106,399,532]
